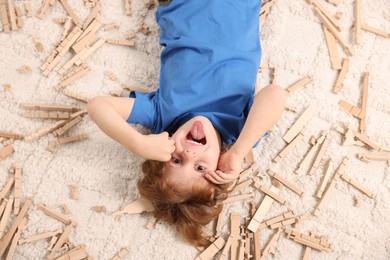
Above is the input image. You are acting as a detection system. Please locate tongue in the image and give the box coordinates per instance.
[191,121,205,141]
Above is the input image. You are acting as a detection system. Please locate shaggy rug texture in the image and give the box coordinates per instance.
[0,0,389,259]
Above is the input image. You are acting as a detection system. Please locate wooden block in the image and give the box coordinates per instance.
[25,2,32,17]
[59,0,81,26]
[196,236,225,260]
[0,197,13,239]
[124,0,131,15]
[145,216,157,230]
[0,0,10,33]
[247,186,279,233]
[231,179,254,193]
[295,133,325,175]
[106,38,135,47]
[0,131,22,140]
[53,17,66,24]
[273,132,304,163]
[62,90,89,103]
[74,38,106,66]
[112,197,155,216]
[222,193,255,204]
[252,181,286,205]
[37,0,51,19]
[38,204,73,225]
[358,153,390,161]
[145,0,155,9]
[7,0,17,31]
[239,163,259,180]
[361,23,390,38]
[111,247,129,260]
[313,174,339,216]
[122,84,148,93]
[72,31,97,53]
[323,26,341,70]
[104,23,119,31]
[17,65,32,74]
[287,75,313,93]
[352,130,380,150]
[339,100,362,118]
[333,58,350,94]
[52,116,82,137]
[48,224,74,259]
[0,144,15,160]
[308,133,330,175]
[314,7,353,56]
[230,213,241,260]
[355,0,361,44]
[326,0,339,6]
[340,174,374,198]
[139,23,149,35]
[267,170,304,196]
[70,184,78,200]
[56,65,91,88]
[317,159,334,198]
[219,235,233,260]
[55,244,88,260]
[13,165,21,215]
[83,5,101,30]
[310,0,341,31]
[19,228,63,245]
[283,105,317,143]
[359,72,369,134]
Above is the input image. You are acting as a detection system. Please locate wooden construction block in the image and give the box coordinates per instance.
[17,65,32,74]
[62,90,89,103]
[359,72,369,134]
[124,0,131,15]
[53,17,66,24]
[237,239,245,260]
[252,181,286,205]
[0,144,15,160]
[15,6,23,28]
[261,228,281,258]
[104,23,119,31]
[215,210,224,236]
[55,244,88,260]
[326,0,339,6]
[323,26,341,70]
[52,116,82,137]
[139,23,149,35]
[273,132,304,163]
[352,130,380,150]
[293,213,309,228]
[112,247,129,260]
[302,231,316,260]
[126,32,135,39]
[361,23,390,38]
[285,228,331,252]
[314,7,353,56]
[339,100,362,118]
[13,165,21,215]
[317,159,334,198]
[145,216,157,230]
[247,186,279,233]
[19,228,63,245]
[355,0,361,44]
[71,31,97,53]
[106,71,118,81]
[50,133,88,147]
[106,38,135,47]
[5,218,28,260]
[112,197,155,216]
[340,174,374,198]
[146,0,155,10]
[196,236,225,260]
[333,58,350,94]
[272,68,278,85]
[0,131,22,140]
[0,197,32,256]
[222,193,255,204]
[230,213,241,260]
[122,84,149,93]
[60,204,70,215]
[287,75,313,93]
[358,153,390,161]
[0,176,14,200]
[313,173,340,216]
[70,184,78,200]
[56,65,91,89]
[0,0,10,33]
[25,2,32,17]
[22,110,72,119]
[38,204,73,225]
[32,37,44,52]
[59,0,81,26]
[308,133,330,175]
[261,210,295,228]
[3,83,11,92]
[267,170,304,196]
[283,105,317,143]
[37,0,51,19]
[7,0,17,31]
[0,197,13,239]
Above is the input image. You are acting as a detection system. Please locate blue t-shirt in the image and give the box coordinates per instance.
[128,0,262,145]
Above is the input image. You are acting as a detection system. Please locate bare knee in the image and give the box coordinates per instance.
[87,96,105,120]
[261,84,288,106]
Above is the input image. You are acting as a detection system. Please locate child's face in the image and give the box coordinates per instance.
[164,116,221,192]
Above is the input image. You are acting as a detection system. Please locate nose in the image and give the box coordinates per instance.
[183,149,196,159]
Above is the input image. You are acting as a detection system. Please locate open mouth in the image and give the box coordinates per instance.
[186,120,207,145]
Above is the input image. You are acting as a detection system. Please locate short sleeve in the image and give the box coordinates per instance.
[127,91,157,131]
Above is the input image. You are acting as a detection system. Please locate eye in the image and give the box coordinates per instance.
[171,158,182,164]
[195,165,206,172]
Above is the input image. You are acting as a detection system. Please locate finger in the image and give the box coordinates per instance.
[215,170,237,181]
[207,171,225,183]
[205,174,224,185]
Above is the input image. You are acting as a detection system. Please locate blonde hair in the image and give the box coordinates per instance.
[138,160,228,247]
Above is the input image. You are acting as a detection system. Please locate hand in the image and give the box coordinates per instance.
[135,132,175,161]
[205,149,242,185]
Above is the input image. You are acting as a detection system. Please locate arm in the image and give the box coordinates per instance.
[206,84,288,184]
[87,96,175,161]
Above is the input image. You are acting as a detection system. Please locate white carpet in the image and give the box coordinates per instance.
[1,0,389,259]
